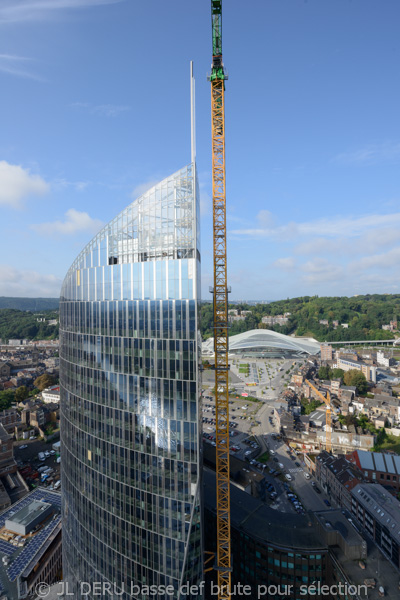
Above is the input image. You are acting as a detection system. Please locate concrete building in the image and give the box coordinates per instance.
[336,356,377,383]
[204,469,368,600]
[0,489,62,599]
[377,351,396,368]
[41,386,60,404]
[351,483,400,572]
[320,343,333,361]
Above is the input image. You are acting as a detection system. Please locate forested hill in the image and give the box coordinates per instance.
[0,309,59,341]
[0,297,59,311]
[200,294,400,342]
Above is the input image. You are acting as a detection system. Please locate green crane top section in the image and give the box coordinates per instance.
[210,0,227,82]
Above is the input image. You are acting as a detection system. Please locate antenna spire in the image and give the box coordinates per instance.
[190,61,196,164]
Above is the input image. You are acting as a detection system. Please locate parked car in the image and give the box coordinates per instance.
[324,499,331,507]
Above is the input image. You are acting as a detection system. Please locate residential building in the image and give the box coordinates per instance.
[377,351,396,368]
[0,423,16,477]
[0,362,11,378]
[351,483,400,571]
[0,408,19,434]
[315,451,364,512]
[41,386,60,404]
[60,162,202,599]
[262,314,289,326]
[320,344,333,361]
[347,450,400,494]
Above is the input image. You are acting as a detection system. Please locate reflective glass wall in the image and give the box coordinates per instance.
[60,164,203,599]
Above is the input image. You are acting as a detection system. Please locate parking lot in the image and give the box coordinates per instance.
[14,439,61,490]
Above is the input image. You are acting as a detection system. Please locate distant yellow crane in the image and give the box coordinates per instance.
[305,379,332,453]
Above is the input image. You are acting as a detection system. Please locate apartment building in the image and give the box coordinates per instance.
[351,483,400,571]
[315,451,364,512]
[347,450,400,495]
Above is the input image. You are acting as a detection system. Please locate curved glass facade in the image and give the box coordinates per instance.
[60,163,203,599]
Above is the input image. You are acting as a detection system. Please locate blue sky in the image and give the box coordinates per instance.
[0,0,399,301]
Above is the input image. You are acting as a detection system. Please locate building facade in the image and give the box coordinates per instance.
[60,163,203,599]
[347,450,400,495]
[351,484,400,572]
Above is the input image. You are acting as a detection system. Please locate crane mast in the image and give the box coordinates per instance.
[305,379,332,453]
[210,1,231,598]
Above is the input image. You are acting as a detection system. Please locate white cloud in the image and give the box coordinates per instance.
[0,161,49,208]
[0,54,42,80]
[349,247,400,271]
[71,102,130,117]
[131,179,160,199]
[0,265,61,297]
[53,178,90,192]
[333,141,400,165]
[231,211,400,240]
[273,257,296,271]
[300,258,344,284]
[32,208,103,236]
[0,0,124,24]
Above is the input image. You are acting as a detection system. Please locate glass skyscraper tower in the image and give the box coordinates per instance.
[59,160,202,599]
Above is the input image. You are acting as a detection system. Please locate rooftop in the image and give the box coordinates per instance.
[6,500,52,531]
[0,489,61,597]
[204,468,328,551]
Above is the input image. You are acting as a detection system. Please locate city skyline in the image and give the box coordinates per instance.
[0,0,399,300]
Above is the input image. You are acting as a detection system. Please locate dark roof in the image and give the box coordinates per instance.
[203,468,327,551]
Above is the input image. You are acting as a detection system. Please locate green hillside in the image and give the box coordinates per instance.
[200,294,400,342]
[0,309,59,341]
[0,297,59,311]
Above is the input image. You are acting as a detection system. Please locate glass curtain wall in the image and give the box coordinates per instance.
[60,163,202,599]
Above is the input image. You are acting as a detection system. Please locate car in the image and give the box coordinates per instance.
[314,486,321,494]
[269,450,276,455]
[324,499,331,507]
[304,473,311,480]
[19,445,28,450]
[278,463,284,469]
[273,457,279,462]
[295,461,301,467]
[50,450,56,455]
[311,481,316,487]
[285,474,293,481]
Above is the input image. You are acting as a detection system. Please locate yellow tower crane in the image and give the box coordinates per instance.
[305,379,333,453]
[209,1,231,598]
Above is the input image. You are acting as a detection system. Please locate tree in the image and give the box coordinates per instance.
[15,386,29,402]
[376,428,388,446]
[0,390,14,410]
[343,370,368,395]
[331,368,345,380]
[318,365,331,380]
[34,374,55,391]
